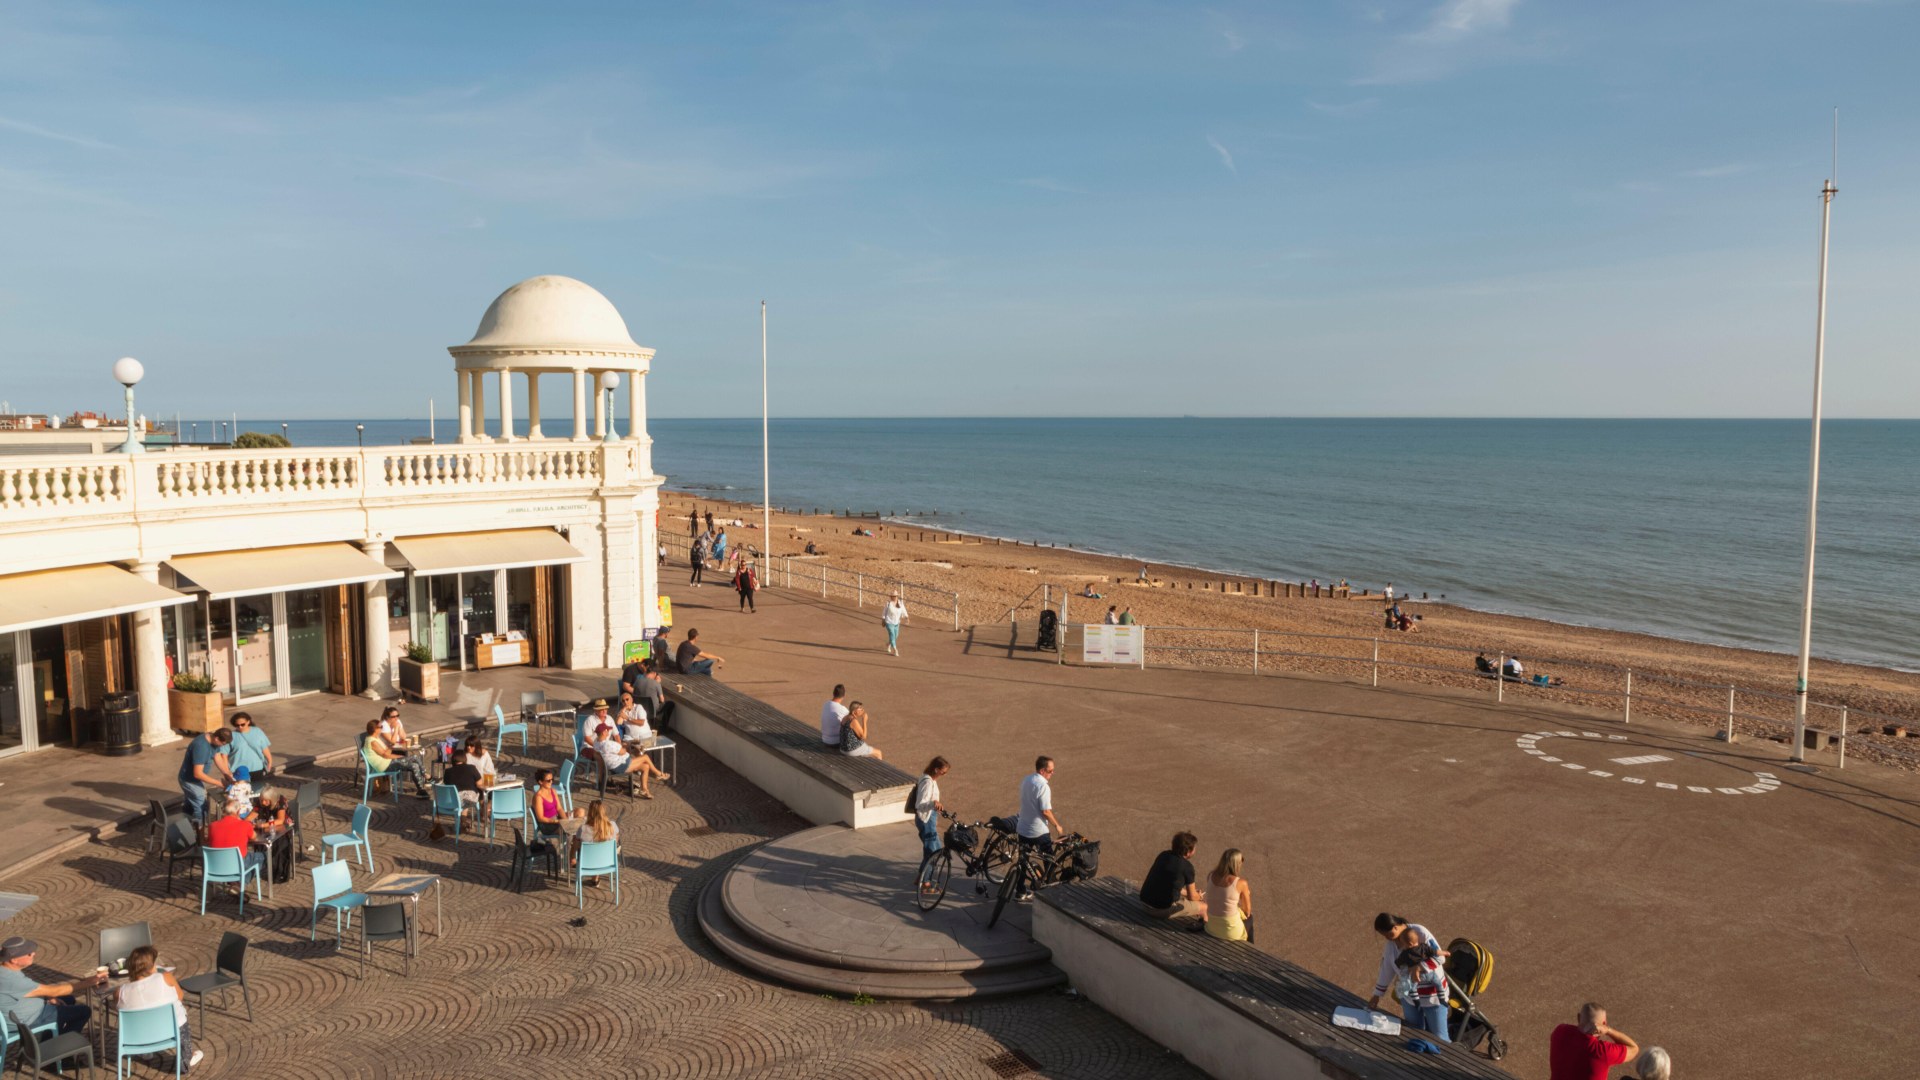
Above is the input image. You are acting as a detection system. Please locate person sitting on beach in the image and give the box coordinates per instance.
[804,540,818,555]
[1504,656,1525,679]
[1080,583,1102,598]
[1118,607,1135,625]
[1474,654,1496,675]
[1397,612,1417,632]
[1202,849,1252,942]
[837,702,883,759]
[1139,831,1206,921]
[1103,606,1119,625]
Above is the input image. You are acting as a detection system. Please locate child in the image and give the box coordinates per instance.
[1395,943,1451,1043]
[225,766,255,821]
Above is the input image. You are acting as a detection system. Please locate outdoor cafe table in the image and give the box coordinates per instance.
[252,824,289,899]
[364,872,443,956]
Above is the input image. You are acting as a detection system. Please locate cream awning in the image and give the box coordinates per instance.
[0,564,192,635]
[167,543,399,601]
[391,529,585,576]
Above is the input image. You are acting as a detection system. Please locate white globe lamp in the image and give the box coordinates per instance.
[111,357,145,453]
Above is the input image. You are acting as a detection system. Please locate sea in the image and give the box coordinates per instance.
[206,417,1919,672]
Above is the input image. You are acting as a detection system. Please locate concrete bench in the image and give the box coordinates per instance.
[664,675,914,829]
[1034,878,1511,1080]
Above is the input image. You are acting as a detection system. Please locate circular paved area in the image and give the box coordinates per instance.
[1514,729,1783,795]
[0,740,1201,1079]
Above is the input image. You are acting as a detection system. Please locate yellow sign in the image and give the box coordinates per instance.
[657,595,672,626]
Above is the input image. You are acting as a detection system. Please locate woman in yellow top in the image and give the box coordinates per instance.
[1203,848,1253,942]
[363,719,427,797]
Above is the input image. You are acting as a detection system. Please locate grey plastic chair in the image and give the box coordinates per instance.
[98,922,152,975]
[180,931,252,1033]
[360,902,411,978]
[159,815,200,896]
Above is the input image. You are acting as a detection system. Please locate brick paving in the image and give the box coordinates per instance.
[0,732,1202,1079]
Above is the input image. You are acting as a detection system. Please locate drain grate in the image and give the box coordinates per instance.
[982,1050,1040,1077]
[684,825,717,837]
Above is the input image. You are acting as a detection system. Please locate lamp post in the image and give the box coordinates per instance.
[280,422,289,444]
[600,371,620,443]
[111,357,145,453]
[356,423,365,448]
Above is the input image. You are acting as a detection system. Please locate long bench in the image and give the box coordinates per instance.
[664,675,915,829]
[1034,878,1512,1080]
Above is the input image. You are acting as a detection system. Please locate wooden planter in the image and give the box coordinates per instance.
[168,689,224,734]
[399,657,440,703]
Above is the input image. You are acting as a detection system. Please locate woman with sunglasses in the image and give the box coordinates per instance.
[225,711,273,777]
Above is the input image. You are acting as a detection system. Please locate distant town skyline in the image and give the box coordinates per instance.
[2,1,1917,420]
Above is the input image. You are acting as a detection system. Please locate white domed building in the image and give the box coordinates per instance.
[0,275,665,754]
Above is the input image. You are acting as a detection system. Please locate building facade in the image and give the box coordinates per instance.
[0,275,663,757]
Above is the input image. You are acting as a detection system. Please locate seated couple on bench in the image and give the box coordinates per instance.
[1138,831,1254,943]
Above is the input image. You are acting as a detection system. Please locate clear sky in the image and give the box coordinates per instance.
[2,1,1916,420]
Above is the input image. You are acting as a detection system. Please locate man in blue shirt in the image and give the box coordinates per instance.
[176,727,233,827]
[0,936,101,1037]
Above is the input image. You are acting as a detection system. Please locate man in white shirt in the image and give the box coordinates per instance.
[819,684,849,746]
[1017,755,1062,855]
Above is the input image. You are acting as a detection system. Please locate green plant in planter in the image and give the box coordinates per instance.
[172,671,216,694]
[405,642,435,664]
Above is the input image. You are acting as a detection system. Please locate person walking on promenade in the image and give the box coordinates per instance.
[675,630,725,676]
[1550,1003,1641,1080]
[1139,831,1206,921]
[713,527,729,567]
[882,591,908,655]
[690,508,700,537]
[689,532,707,587]
[735,561,758,613]
[819,685,849,746]
[1366,913,1440,1014]
[704,509,714,534]
[1013,755,1061,901]
[913,757,949,865]
[1202,849,1253,942]
[177,726,234,827]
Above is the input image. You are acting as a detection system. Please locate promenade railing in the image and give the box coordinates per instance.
[660,530,962,630]
[1040,622,1914,769]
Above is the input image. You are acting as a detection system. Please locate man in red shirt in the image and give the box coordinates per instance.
[1549,1002,1641,1080]
[205,797,265,877]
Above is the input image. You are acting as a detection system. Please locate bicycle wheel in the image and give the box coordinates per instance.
[981,835,1013,885]
[988,852,1025,929]
[916,850,953,912]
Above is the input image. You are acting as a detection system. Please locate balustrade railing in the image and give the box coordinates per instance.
[0,459,129,510]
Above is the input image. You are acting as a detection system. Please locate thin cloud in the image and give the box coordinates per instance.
[1222,28,1247,52]
[1309,97,1379,118]
[1016,176,1088,195]
[1681,163,1750,179]
[1354,0,1530,85]
[1414,0,1522,43]
[1206,135,1237,174]
[0,114,117,150]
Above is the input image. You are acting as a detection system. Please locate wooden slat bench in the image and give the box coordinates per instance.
[1034,878,1512,1080]
[664,675,915,828]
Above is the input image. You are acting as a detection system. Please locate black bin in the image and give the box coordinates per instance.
[99,692,144,756]
[1036,609,1059,651]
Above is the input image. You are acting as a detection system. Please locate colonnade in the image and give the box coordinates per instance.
[455,368,647,443]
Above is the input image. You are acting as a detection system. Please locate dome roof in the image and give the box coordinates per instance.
[457,275,642,354]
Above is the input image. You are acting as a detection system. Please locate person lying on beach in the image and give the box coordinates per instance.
[1081,584,1103,598]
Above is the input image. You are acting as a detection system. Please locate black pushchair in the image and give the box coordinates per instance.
[1443,938,1507,1061]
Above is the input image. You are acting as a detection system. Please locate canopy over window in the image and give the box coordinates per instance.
[390,529,585,577]
[167,543,399,601]
[0,564,191,635]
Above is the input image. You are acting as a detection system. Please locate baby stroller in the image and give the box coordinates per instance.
[1443,938,1507,1061]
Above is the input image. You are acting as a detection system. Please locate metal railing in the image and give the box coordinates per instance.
[661,530,962,630]
[1039,622,1914,769]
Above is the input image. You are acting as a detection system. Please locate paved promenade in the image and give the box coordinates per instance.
[663,583,1920,1079]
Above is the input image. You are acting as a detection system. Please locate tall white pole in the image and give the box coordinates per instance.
[428,398,436,444]
[762,300,771,560]
[1790,150,1839,764]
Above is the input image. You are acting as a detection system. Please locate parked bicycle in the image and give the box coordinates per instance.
[987,830,1101,929]
[915,811,1018,912]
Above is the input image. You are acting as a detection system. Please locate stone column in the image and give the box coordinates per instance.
[472,370,488,441]
[457,369,473,442]
[593,375,607,439]
[526,372,543,439]
[131,560,178,746]
[498,368,516,442]
[572,370,588,441]
[565,522,608,669]
[627,375,644,441]
[361,541,394,698]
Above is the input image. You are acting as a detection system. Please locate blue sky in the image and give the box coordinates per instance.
[2,0,1916,420]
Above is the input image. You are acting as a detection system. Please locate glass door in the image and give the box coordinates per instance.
[232,594,279,702]
[28,626,71,746]
[0,632,24,756]
[286,588,329,695]
[429,575,459,666]
[460,571,496,669]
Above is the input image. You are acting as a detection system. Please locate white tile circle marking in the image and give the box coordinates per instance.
[1514,731,1777,796]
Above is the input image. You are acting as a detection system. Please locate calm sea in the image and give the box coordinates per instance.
[223,417,1919,671]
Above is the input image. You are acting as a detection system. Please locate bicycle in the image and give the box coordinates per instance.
[915,812,1017,912]
[988,830,1099,929]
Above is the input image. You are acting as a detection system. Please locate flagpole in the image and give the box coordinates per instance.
[1790,114,1839,764]
[762,300,771,566]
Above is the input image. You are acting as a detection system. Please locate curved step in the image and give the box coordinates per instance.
[698,871,1065,1000]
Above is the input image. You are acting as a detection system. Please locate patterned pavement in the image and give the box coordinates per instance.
[1,734,1202,1079]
